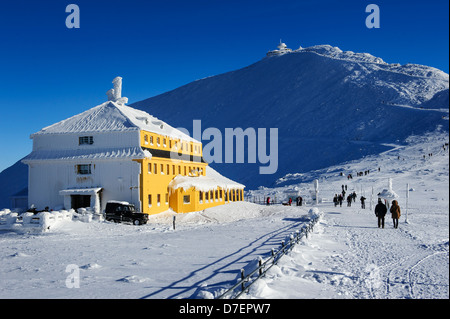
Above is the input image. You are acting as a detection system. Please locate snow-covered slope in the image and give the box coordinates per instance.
[132,44,449,188]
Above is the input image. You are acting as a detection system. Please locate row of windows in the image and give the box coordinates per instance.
[199,189,243,203]
[143,133,201,154]
[147,189,243,207]
[75,162,207,178]
[78,134,201,156]
[148,193,169,207]
[148,162,205,176]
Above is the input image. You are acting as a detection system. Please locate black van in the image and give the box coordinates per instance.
[105,201,149,225]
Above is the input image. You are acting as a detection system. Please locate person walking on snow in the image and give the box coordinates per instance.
[375,198,387,228]
[338,194,343,207]
[390,200,401,229]
[347,195,352,207]
[360,196,366,209]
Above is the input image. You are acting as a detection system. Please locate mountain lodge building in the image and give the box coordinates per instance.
[22,77,245,215]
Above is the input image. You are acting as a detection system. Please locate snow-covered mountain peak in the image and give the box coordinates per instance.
[266,43,449,82]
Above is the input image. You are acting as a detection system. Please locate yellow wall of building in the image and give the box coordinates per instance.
[136,130,244,215]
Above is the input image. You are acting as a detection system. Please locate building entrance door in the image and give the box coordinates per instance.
[71,195,91,210]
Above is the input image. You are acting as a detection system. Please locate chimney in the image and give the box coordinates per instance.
[112,76,122,101]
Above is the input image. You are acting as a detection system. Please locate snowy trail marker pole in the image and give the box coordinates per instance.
[370,186,374,211]
[405,183,409,224]
[173,215,176,230]
[314,179,319,205]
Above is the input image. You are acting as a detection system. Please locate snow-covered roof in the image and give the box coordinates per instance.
[22,147,148,162]
[169,166,245,193]
[59,188,102,196]
[32,101,197,143]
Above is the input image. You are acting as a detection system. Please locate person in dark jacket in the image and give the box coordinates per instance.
[375,198,387,228]
[360,196,366,209]
[338,194,343,207]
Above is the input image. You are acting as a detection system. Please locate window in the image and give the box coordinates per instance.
[144,135,148,144]
[77,164,91,175]
[150,136,154,145]
[183,195,190,204]
[165,193,169,204]
[215,190,218,201]
[148,163,151,173]
[199,192,203,203]
[205,191,209,202]
[157,194,161,206]
[166,164,170,175]
[163,138,166,147]
[157,137,160,146]
[148,194,152,207]
[79,136,93,145]
[154,163,157,174]
[210,191,214,201]
[160,164,164,174]
[172,165,175,175]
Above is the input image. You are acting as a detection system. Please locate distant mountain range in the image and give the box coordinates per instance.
[1,44,448,208]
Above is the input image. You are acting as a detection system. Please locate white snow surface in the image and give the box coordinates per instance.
[0,131,448,299]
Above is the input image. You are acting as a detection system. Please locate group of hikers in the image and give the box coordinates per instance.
[333,185,366,209]
[333,188,401,229]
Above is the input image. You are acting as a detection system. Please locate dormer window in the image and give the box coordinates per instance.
[79,136,93,145]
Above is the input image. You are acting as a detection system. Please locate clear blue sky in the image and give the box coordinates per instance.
[0,0,448,172]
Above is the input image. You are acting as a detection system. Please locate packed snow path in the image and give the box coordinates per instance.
[245,201,449,299]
